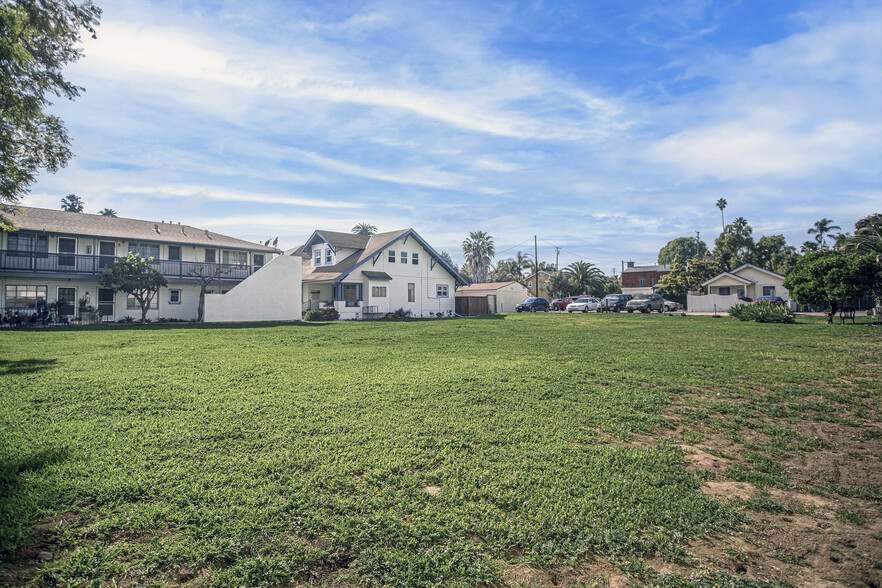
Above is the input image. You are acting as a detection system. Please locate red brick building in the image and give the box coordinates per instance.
[621,262,671,295]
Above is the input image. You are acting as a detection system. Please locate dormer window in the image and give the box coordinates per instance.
[314,249,321,266]
[325,248,332,264]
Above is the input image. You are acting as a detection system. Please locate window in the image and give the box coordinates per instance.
[719,287,731,296]
[127,294,157,310]
[58,238,76,267]
[412,253,419,265]
[762,285,776,297]
[639,278,646,287]
[130,242,160,259]
[436,284,449,298]
[169,289,181,304]
[528,280,533,287]
[205,249,216,263]
[4,285,47,308]
[401,251,407,264]
[314,249,321,266]
[7,233,48,257]
[388,250,396,263]
[371,286,387,297]
[168,245,181,261]
[408,283,415,302]
[222,251,248,265]
[325,248,332,264]
[254,254,265,268]
[57,287,76,316]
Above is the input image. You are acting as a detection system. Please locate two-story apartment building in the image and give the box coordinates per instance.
[621,262,671,296]
[294,229,468,319]
[0,207,278,322]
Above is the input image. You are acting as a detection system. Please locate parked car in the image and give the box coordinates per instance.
[567,297,601,313]
[516,297,551,312]
[626,294,665,313]
[600,294,633,312]
[663,299,683,312]
[754,296,784,306]
[550,298,578,311]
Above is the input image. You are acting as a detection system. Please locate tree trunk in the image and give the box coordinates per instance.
[198,289,206,322]
[826,301,837,324]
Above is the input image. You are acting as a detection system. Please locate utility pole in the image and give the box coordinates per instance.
[696,231,701,258]
[534,235,539,297]
[555,246,560,270]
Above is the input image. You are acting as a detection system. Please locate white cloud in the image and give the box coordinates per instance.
[116,184,363,209]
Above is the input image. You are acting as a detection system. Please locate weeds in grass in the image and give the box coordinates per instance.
[836,509,868,526]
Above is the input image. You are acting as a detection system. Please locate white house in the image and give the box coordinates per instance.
[293,229,468,319]
[689,264,790,312]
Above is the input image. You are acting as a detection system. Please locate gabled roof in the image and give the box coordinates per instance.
[729,263,786,281]
[6,207,278,252]
[456,281,524,293]
[701,272,754,287]
[298,228,468,286]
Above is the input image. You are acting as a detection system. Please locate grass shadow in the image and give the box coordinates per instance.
[0,358,58,375]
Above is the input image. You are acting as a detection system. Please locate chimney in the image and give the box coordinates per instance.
[154,223,161,234]
[626,261,635,268]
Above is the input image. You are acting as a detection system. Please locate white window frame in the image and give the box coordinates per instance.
[436,284,449,298]
[325,248,333,264]
[412,252,419,265]
[400,251,407,264]
[169,289,181,304]
[388,250,396,263]
[371,286,387,297]
[719,287,731,296]
[314,249,322,266]
[639,278,646,287]
[408,283,415,302]
[762,285,776,297]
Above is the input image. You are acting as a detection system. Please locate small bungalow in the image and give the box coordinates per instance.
[688,264,790,312]
[455,281,529,314]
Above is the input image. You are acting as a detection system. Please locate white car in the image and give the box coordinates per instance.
[566,297,600,312]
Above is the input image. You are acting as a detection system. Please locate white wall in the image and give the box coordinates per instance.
[688,293,743,313]
[204,255,302,322]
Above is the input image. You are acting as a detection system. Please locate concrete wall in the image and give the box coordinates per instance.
[688,293,743,313]
[204,255,302,322]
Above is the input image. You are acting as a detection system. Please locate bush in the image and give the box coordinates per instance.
[388,308,412,319]
[729,301,795,323]
[118,316,135,323]
[304,308,340,321]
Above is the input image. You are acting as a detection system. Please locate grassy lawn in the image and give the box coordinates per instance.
[1,313,880,587]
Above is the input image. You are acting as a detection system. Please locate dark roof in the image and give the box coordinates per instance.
[362,271,392,280]
[301,230,370,251]
[7,207,278,252]
[623,264,670,273]
[299,228,468,286]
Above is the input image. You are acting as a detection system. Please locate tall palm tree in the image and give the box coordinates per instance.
[844,225,882,257]
[462,231,495,284]
[807,218,841,248]
[351,222,377,236]
[60,194,84,212]
[716,198,727,230]
[564,261,605,296]
[99,208,117,217]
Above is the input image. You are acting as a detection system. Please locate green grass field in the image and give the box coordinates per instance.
[1,314,880,587]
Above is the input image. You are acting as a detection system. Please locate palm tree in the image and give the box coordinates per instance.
[844,225,882,257]
[60,194,84,212]
[462,231,495,284]
[99,208,117,217]
[352,223,377,236]
[564,261,605,296]
[807,218,841,248]
[716,198,727,230]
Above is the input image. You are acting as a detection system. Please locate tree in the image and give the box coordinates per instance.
[844,225,882,257]
[547,270,579,298]
[60,193,83,212]
[716,198,727,230]
[0,0,101,230]
[658,237,707,265]
[98,253,167,323]
[188,263,233,322]
[855,213,882,231]
[807,218,841,249]
[492,259,524,283]
[783,250,881,323]
[98,207,116,217]
[351,222,377,236]
[714,217,755,271]
[656,255,724,299]
[753,235,799,275]
[462,231,494,284]
[564,261,605,296]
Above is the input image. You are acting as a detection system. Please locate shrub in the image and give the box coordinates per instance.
[729,301,795,323]
[304,308,340,321]
[388,308,412,319]
[118,316,135,323]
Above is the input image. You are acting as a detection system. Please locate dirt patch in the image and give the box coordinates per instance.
[2,511,81,586]
[424,485,443,495]
[702,481,756,500]
[501,560,627,587]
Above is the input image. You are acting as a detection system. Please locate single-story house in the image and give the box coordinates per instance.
[688,264,790,312]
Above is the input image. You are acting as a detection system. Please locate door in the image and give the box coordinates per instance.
[99,241,116,268]
[58,238,76,268]
[57,287,76,317]
[97,288,114,321]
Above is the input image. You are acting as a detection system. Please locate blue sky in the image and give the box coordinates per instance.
[24,0,882,273]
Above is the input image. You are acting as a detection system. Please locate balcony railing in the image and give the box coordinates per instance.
[0,250,258,281]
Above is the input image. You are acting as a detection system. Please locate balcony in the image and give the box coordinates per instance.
[0,250,257,281]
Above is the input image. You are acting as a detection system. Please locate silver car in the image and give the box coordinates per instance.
[566,297,600,312]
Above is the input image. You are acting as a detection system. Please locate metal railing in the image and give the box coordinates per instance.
[0,250,257,281]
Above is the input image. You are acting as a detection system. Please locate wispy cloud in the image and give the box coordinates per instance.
[116,184,363,209]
